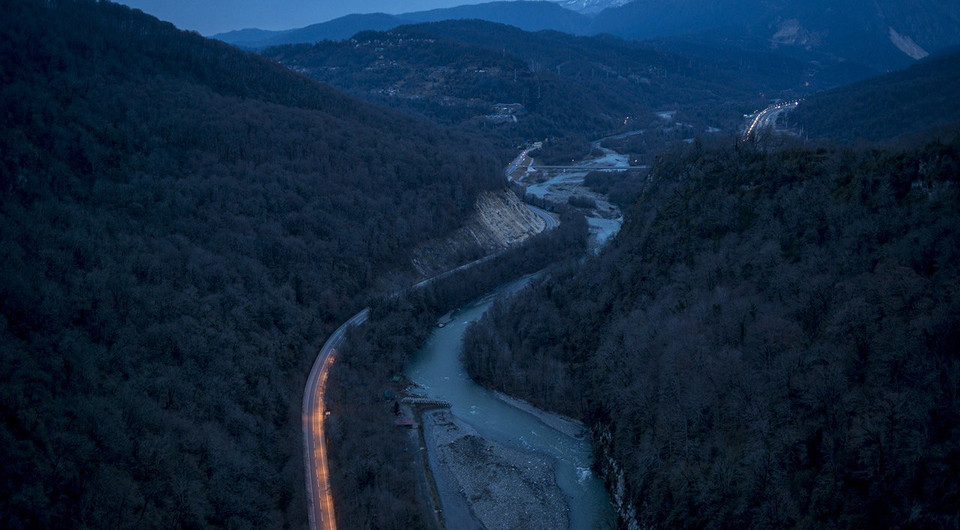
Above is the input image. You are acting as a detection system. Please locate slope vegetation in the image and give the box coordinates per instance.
[790,49,960,142]
[266,19,820,159]
[464,139,960,527]
[0,0,501,527]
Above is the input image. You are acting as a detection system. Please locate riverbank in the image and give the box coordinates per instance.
[407,277,614,530]
[423,410,569,530]
[492,390,586,440]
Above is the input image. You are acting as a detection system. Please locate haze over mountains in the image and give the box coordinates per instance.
[214,2,589,48]
[595,0,960,71]
[550,0,630,14]
[215,0,960,74]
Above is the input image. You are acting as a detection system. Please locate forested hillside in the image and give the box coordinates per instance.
[266,20,818,158]
[790,49,960,143]
[464,138,960,527]
[0,0,501,527]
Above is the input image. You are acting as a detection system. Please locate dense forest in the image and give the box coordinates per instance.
[464,137,960,527]
[0,0,504,527]
[790,49,960,143]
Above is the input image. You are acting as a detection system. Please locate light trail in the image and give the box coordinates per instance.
[304,310,369,530]
[742,100,800,142]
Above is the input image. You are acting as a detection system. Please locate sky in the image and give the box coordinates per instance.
[115,0,493,35]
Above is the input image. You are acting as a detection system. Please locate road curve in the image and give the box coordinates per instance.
[304,308,369,530]
[742,100,799,142]
[304,156,562,529]
[526,204,559,231]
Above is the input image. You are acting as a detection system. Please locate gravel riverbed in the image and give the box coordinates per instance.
[423,410,569,530]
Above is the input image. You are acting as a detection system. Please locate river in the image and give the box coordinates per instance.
[522,136,634,252]
[406,278,615,529]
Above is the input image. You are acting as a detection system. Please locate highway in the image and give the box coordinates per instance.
[742,100,799,142]
[527,204,559,231]
[303,308,369,530]
[505,144,539,183]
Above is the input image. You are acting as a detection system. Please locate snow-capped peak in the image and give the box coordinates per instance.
[548,0,632,15]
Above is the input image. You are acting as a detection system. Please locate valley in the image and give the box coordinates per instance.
[3,1,959,530]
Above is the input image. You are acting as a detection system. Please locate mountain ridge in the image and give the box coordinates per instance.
[213,1,589,48]
[588,0,960,72]
[216,0,960,77]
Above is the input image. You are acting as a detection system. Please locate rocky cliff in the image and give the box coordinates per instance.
[411,189,546,277]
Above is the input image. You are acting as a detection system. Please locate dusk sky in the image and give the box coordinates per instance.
[115,0,493,35]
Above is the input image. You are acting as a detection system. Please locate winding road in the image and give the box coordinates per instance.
[742,100,799,142]
[303,308,369,530]
[303,158,559,530]
[527,204,559,231]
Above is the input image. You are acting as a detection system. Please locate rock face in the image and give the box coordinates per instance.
[550,0,631,15]
[471,189,546,247]
[412,189,545,276]
[888,27,929,60]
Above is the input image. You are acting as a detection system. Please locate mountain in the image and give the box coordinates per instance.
[549,0,631,15]
[213,1,589,48]
[0,0,502,527]
[213,0,960,81]
[402,1,588,33]
[790,48,960,142]
[219,13,407,48]
[265,18,844,155]
[589,0,960,73]
[588,0,763,40]
[208,27,293,47]
[416,15,830,93]
[213,0,960,77]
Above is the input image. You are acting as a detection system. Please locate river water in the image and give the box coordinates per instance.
[406,278,615,529]
[522,138,630,252]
